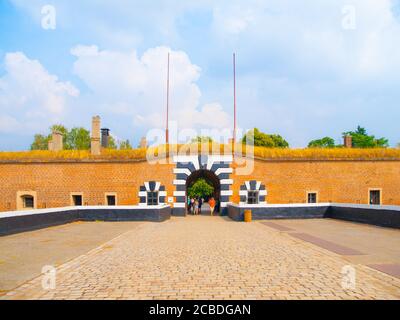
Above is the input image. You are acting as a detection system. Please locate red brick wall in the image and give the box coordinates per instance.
[232,159,400,205]
[0,161,175,211]
[0,158,399,212]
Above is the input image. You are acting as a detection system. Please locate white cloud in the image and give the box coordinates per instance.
[185,103,231,128]
[70,45,231,130]
[213,5,255,34]
[212,0,400,79]
[0,46,231,143]
[0,52,79,134]
[5,0,400,147]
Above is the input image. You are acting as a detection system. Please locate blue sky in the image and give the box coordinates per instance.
[1,0,400,150]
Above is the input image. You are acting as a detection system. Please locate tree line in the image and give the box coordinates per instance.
[240,125,390,148]
[307,126,389,148]
[31,125,133,150]
[31,124,393,150]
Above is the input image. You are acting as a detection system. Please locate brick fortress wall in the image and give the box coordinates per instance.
[0,161,175,211]
[0,158,399,212]
[232,159,400,205]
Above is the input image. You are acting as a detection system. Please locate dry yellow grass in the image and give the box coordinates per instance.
[0,144,399,161]
[251,146,400,160]
[0,150,92,161]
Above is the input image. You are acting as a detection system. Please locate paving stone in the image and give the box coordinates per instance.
[1,216,400,300]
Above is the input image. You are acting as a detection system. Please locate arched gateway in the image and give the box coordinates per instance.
[172,155,233,216]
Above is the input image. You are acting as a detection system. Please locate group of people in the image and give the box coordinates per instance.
[187,197,218,216]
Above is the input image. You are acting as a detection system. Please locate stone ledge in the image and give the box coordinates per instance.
[228,203,400,229]
[0,205,172,236]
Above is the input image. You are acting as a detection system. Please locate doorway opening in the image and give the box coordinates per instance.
[186,169,221,215]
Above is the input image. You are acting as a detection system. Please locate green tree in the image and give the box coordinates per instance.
[30,124,68,150]
[31,134,50,150]
[65,127,91,150]
[191,136,213,143]
[31,125,92,150]
[242,128,289,148]
[108,136,117,149]
[187,178,214,199]
[269,134,290,148]
[343,126,389,148]
[308,137,336,148]
[119,139,132,150]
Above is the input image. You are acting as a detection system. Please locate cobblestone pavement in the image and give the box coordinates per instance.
[2,216,400,300]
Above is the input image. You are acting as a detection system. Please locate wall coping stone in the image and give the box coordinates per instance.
[0,205,171,219]
[228,202,400,212]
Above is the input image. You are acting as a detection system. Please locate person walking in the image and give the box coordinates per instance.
[194,198,199,215]
[187,197,191,214]
[215,198,220,214]
[209,197,216,216]
[190,198,195,215]
[198,197,203,215]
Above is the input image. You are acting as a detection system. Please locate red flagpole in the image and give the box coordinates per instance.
[166,52,170,145]
[233,53,237,144]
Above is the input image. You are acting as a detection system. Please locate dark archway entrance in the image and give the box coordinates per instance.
[186,169,221,215]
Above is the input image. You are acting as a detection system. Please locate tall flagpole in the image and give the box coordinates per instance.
[233,53,237,145]
[166,52,170,145]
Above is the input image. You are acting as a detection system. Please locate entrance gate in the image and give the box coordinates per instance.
[172,155,233,216]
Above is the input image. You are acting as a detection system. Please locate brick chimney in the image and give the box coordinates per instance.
[344,135,352,148]
[139,137,148,149]
[101,128,110,148]
[91,116,101,155]
[48,131,63,151]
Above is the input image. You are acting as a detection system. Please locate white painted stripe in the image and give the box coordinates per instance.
[259,190,267,196]
[173,203,186,208]
[155,182,161,192]
[192,157,200,170]
[239,190,247,196]
[220,202,229,207]
[245,181,250,190]
[173,191,186,197]
[173,155,196,163]
[214,167,233,176]
[207,155,234,170]
[221,190,233,196]
[238,201,266,205]
[173,180,186,185]
[256,181,261,190]
[144,182,150,191]
[159,191,167,197]
[173,168,192,176]
[237,201,267,206]
[173,155,200,170]
[220,179,233,185]
[207,157,214,170]
[138,203,147,207]
[212,155,233,163]
[138,191,147,197]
